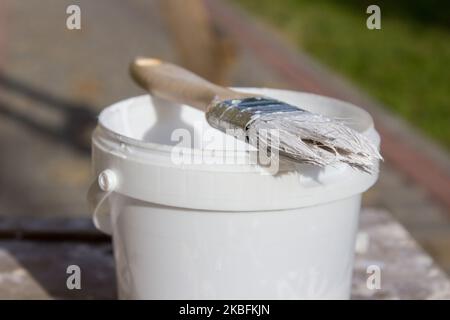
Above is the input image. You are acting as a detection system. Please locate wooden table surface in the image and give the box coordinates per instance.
[0,208,449,299]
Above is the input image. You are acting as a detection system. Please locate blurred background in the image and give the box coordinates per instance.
[0,0,449,289]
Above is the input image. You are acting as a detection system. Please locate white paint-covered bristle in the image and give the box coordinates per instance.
[248,111,382,173]
[206,97,382,173]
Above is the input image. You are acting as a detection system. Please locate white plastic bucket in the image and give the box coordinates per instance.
[88,88,380,299]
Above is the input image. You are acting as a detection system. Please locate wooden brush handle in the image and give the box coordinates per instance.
[130,57,239,110]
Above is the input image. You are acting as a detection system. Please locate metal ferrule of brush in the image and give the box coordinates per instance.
[205,97,303,139]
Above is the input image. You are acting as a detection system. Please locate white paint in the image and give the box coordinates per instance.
[89,88,381,299]
[355,231,370,254]
[0,269,27,285]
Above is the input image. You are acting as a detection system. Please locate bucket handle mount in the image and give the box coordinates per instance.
[87,169,117,235]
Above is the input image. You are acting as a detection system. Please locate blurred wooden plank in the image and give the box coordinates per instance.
[352,209,450,299]
[0,217,109,242]
[161,0,235,85]
[1,209,449,299]
[0,241,115,299]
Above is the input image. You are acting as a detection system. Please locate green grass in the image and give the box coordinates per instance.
[235,0,450,149]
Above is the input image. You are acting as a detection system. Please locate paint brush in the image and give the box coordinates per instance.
[130,58,382,172]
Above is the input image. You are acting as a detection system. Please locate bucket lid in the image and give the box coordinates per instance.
[92,88,380,211]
